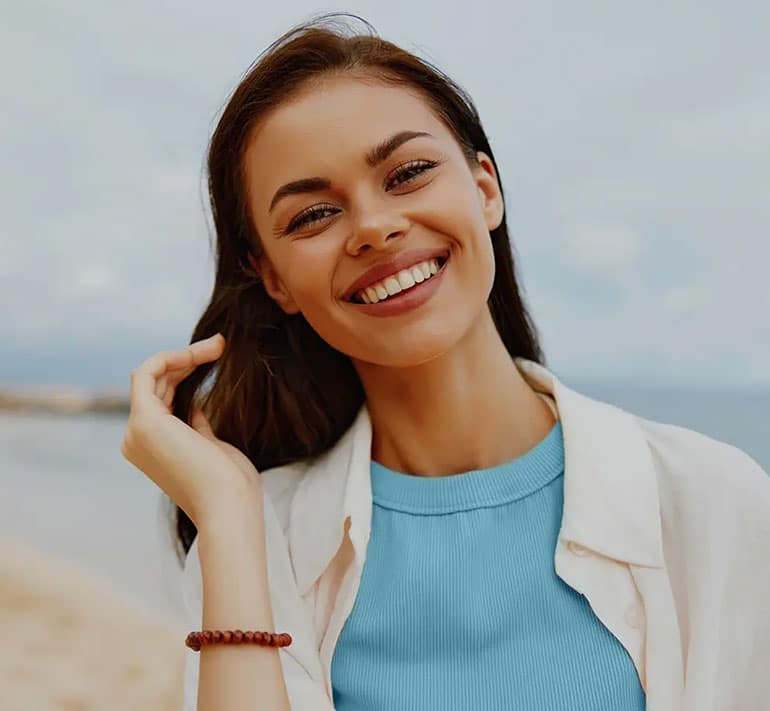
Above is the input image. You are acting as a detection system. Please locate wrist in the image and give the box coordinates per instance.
[197,504,264,553]
[195,487,264,533]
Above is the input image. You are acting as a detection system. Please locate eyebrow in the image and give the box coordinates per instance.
[268,130,434,214]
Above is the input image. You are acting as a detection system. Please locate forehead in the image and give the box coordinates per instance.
[244,76,451,203]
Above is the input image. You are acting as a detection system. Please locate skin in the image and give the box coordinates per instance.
[244,73,555,477]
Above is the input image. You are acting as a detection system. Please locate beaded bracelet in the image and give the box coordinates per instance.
[185,630,293,652]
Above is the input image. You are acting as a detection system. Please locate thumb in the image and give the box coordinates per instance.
[191,407,217,441]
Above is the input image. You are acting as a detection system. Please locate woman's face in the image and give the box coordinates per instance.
[244,74,504,368]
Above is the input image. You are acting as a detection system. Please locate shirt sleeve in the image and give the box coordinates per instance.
[181,643,199,711]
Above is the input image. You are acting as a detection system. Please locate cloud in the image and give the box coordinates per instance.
[563,224,641,273]
[1,2,768,388]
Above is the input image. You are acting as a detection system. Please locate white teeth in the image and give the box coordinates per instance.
[397,269,416,289]
[354,256,445,303]
[383,276,402,296]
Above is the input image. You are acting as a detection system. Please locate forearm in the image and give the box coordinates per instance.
[195,503,291,711]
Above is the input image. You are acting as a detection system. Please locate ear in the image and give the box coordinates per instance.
[474,151,505,232]
[247,252,301,315]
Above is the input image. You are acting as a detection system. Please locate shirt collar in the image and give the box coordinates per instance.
[289,357,665,597]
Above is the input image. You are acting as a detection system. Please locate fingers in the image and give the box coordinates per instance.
[155,373,168,401]
[161,333,227,395]
[130,334,225,416]
[149,334,224,378]
[155,374,173,408]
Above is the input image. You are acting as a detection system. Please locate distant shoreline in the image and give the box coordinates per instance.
[0,389,129,415]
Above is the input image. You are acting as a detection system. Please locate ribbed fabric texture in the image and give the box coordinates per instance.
[330,420,646,710]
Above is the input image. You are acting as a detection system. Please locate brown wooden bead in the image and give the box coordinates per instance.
[185,629,293,651]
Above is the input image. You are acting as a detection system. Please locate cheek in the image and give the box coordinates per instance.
[299,303,363,360]
[422,176,486,248]
[278,244,336,302]
[282,264,350,343]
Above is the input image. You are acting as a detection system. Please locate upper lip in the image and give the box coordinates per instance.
[341,247,450,302]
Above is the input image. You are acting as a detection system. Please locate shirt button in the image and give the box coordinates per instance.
[567,541,590,556]
[624,605,643,629]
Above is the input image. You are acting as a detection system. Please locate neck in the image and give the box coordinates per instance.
[353,310,556,478]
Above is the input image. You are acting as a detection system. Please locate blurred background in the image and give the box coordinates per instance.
[1,2,768,709]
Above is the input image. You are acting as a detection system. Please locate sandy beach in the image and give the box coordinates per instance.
[1,539,185,711]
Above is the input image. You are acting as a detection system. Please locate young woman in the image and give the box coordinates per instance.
[120,14,770,711]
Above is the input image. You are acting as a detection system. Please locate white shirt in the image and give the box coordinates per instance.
[181,357,770,710]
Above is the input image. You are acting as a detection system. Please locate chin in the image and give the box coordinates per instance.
[350,331,460,369]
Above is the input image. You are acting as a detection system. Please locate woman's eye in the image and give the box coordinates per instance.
[387,159,439,189]
[286,204,339,233]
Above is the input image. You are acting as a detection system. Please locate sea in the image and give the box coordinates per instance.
[1,383,768,624]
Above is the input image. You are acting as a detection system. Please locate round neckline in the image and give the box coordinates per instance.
[370,419,564,515]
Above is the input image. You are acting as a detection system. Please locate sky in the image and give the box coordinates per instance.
[1,1,768,391]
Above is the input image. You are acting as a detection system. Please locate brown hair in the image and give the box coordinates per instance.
[169,12,546,562]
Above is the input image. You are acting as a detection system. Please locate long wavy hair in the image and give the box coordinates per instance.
[168,12,546,563]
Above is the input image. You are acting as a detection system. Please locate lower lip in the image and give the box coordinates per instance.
[346,259,449,318]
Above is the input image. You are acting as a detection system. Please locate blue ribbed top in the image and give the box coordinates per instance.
[330,419,646,710]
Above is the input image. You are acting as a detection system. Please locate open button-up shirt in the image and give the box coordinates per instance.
[181,357,770,710]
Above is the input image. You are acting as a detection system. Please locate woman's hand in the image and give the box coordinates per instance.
[120,333,263,528]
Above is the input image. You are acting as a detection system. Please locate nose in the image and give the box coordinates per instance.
[344,196,410,256]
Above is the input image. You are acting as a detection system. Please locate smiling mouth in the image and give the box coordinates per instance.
[347,254,449,304]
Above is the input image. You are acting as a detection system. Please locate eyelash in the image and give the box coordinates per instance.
[284,159,440,234]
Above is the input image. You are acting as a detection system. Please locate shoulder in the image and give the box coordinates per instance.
[634,414,769,509]
[633,414,770,570]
